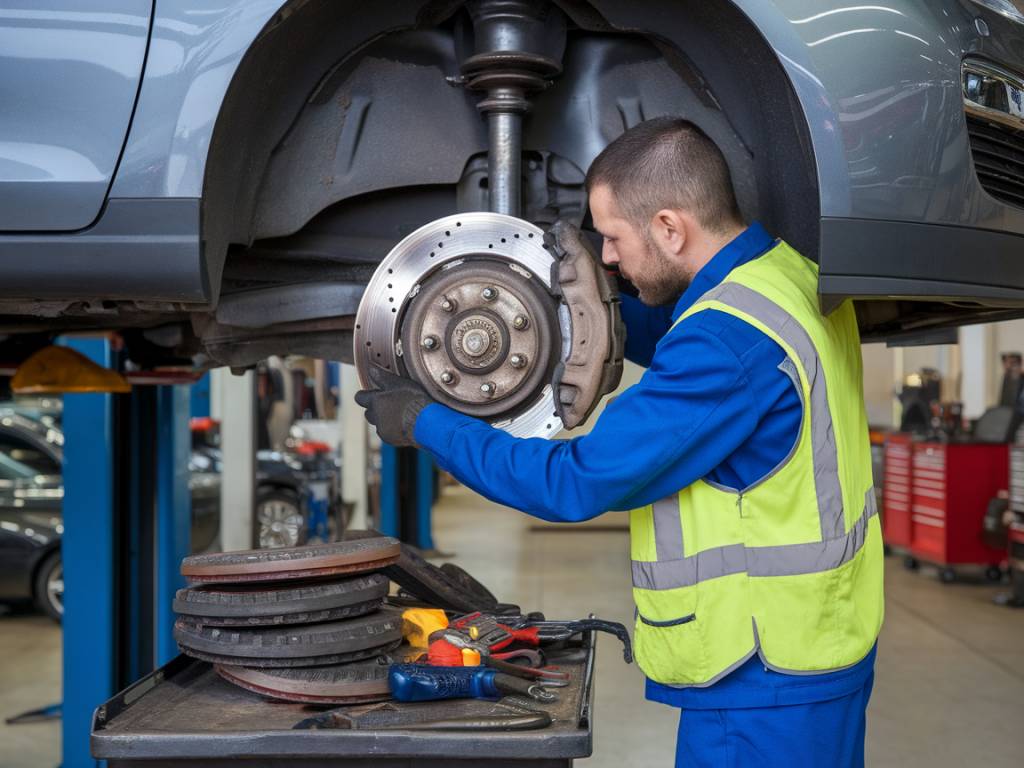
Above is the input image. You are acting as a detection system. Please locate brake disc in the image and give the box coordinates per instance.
[215,659,394,705]
[180,538,400,585]
[173,574,389,626]
[355,213,568,439]
[173,607,404,660]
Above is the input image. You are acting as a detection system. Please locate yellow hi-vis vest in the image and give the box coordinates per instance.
[629,239,884,687]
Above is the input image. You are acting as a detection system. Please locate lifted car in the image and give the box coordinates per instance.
[1,1,1023,407]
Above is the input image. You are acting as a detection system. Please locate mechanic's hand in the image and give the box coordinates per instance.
[354,365,433,447]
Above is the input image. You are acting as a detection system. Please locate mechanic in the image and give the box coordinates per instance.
[357,117,884,767]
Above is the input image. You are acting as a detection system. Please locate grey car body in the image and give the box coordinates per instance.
[0,0,1023,366]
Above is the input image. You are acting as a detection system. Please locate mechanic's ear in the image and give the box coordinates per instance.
[650,209,687,257]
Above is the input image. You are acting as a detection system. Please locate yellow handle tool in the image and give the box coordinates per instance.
[401,608,449,650]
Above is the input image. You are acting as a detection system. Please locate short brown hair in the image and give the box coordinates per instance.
[585,117,743,234]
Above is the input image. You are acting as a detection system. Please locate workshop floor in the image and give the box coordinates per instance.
[1,483,1023,767]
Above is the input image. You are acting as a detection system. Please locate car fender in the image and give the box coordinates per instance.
[110,0,287,199]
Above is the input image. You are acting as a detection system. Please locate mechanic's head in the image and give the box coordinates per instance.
[586,117,744,306]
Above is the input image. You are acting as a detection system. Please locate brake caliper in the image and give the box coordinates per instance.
[545,222,625,429]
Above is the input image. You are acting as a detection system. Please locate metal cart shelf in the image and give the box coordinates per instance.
[92,633,597,767]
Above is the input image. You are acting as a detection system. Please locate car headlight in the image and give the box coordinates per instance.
[969,0,1024,25]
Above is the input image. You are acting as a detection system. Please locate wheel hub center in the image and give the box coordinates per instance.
[461,327,491,357]
[451,313,505,369]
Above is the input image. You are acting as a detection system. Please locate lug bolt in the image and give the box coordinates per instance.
[440,370,457,385]
[480,382,497,397]
[512,315,529,331]
[440,297,456,313]
[422,335,439,351]
[482,287,498,301]
[509,353,527,369]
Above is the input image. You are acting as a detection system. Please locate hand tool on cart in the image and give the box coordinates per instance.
[389,663,559,703]
[401,607,449,650]
[424,628,569,682]
[292,698,553,731]
[452,613,634,663]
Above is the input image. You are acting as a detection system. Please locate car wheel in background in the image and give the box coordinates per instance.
[255,490,305,549]
[33,551,63,622]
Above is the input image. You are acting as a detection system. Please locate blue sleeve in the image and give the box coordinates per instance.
[413,324,763,522]
[618,293,674,368]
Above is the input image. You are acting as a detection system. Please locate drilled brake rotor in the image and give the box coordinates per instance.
[355,213,568,439]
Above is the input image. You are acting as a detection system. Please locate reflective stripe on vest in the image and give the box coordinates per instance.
[699,281,845,541]
[632,488,877,590]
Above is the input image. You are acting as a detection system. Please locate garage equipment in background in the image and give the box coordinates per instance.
[883,436,1009,582]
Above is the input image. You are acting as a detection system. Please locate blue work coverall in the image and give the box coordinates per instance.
[414,222,875,767]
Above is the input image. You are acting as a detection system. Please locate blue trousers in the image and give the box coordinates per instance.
[675,671,874,767]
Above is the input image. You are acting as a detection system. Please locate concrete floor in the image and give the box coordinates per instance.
[2,483,1023,766]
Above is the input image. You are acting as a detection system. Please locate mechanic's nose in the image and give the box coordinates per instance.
[601,241,618,268]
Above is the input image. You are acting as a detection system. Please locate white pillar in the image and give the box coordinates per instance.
[213,368,257,551]
[960,324,990,419]
[340,363,369,530]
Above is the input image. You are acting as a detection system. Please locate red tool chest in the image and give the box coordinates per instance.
[882,433,914,550]
[909,442,1008,571]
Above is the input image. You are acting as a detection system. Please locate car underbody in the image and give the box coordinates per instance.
[1,0,1023,377]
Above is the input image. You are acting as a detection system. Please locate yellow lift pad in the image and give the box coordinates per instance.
[12,346,130,394]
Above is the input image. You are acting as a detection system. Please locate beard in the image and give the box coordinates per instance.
[629,231,693,307]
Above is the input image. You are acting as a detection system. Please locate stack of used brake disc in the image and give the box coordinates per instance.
[175,533,516,705]
[173,537,411,705]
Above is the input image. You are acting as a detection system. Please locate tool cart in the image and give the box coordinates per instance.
[906,441,1008,582]
[91,633,596,768]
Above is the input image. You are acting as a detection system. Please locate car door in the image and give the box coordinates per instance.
[0,1,152,230]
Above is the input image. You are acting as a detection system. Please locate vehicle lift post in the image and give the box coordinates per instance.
[61,338,191,767]
[379,445,436,551]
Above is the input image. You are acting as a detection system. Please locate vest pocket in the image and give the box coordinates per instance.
[632,586,705,685]
[637,611,695,627]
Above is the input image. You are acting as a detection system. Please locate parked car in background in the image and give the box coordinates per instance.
[0,409,340,620]
[189,417,341,548]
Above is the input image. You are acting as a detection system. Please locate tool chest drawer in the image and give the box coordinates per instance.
[883,433,914,549]
[1010,446,1024,513]
[908,442,1008,566]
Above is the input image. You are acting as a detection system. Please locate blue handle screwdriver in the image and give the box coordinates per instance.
[389,664,558,703]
